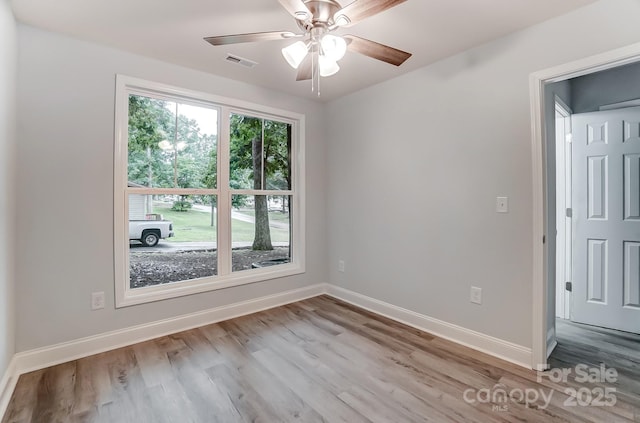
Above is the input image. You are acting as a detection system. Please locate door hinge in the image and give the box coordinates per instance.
[566,133,572,143]
[566,208,572,218]
[565,281,572,292]
[543,235,546,244]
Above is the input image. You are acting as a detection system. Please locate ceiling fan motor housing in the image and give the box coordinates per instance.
[297,0,342,31]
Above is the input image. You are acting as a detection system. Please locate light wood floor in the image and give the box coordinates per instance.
[2,296,639,422]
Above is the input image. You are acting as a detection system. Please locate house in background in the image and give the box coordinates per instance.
[128,182,154,221]
[1,0,640,418]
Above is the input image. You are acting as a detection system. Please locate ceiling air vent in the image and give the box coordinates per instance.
[225,54,258,68]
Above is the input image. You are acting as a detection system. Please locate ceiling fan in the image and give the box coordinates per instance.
[204,0,412,94]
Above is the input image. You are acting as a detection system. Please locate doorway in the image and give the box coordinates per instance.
[553,100,640,333]
[570,106,640,333]
[531,44,640,369]
[554,99,572,322]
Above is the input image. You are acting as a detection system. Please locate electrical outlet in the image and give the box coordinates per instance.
[496,196,509,213]
[338,260,345,272]
[91,291,105,310]
[470,286,482,305]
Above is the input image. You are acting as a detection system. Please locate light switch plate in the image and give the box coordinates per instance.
[496,196,509,213]
[91,291,105,310]
[470,286,482,305]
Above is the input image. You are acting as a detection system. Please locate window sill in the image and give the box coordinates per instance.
[116,262,305,308]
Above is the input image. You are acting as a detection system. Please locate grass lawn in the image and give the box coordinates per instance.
[239,208,290,222]
[155,205,289,243]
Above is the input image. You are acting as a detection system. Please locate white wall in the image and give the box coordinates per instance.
[0,0,17,378]
[571,60,640,113]
[326,0,640,348]
[15,25,327,351]
[0,0,17,379]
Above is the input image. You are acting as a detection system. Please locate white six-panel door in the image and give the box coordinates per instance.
[572,107,640,334]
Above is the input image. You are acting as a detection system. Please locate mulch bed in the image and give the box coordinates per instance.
[129,247,290,288]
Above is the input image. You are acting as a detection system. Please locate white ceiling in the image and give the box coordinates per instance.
[11,0,597,102]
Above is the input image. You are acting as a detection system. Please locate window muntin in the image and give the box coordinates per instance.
[115,76,304,307]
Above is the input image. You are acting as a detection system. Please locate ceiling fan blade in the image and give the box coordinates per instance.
[334,0,406,27]
[296,55,313,81]
[344,35,411,66]
[278,0,312,20]
[204,31,298,46]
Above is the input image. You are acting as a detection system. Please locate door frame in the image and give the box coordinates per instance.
[555,98,572,321]
[530,41,640,370]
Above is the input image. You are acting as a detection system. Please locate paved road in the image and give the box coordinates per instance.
[132,203,290,252]
[130,241,289,253]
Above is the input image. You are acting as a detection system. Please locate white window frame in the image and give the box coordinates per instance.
[114,75,305,307]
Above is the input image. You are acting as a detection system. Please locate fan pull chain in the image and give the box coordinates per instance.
[311,47,315,94]
[315,48,321,96]
[309,40,321,96]
[317,53,321,97]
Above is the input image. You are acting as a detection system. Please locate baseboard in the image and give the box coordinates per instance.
[0,357,17,420]
[325,285,533,368]
[12,283,326,376]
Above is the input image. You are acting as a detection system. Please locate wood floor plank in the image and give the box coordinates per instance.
[206,363,284,423]
[210,331,324,422]
[130,339,175,389]
[2,296,638,422]
[138,384,193,423]
[251,347,369,423]
[32,362,76,423]
[70,358,99,420]
[165,342,241,423]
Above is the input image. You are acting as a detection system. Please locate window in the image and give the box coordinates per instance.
[114,76,305,307]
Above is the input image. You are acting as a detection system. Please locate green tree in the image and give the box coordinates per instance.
[228,114,291,250]
[128,96,217,190]
[127,96,175,187]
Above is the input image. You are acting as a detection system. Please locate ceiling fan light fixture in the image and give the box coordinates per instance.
[321,34,347,62]
[282,41,308,69]
[318,55,340,77]
[205,0,412,96]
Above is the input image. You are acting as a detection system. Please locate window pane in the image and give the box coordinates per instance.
[129,195,218,288]
[230,114,262,190]
[264,120,292,190]
[231,195,291,272]
[128,96,176,188]
[175,103,218,189]
[229,114,292,190]
[128,95,218,189]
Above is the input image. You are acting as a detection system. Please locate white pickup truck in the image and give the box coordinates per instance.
[129,220,174,247]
